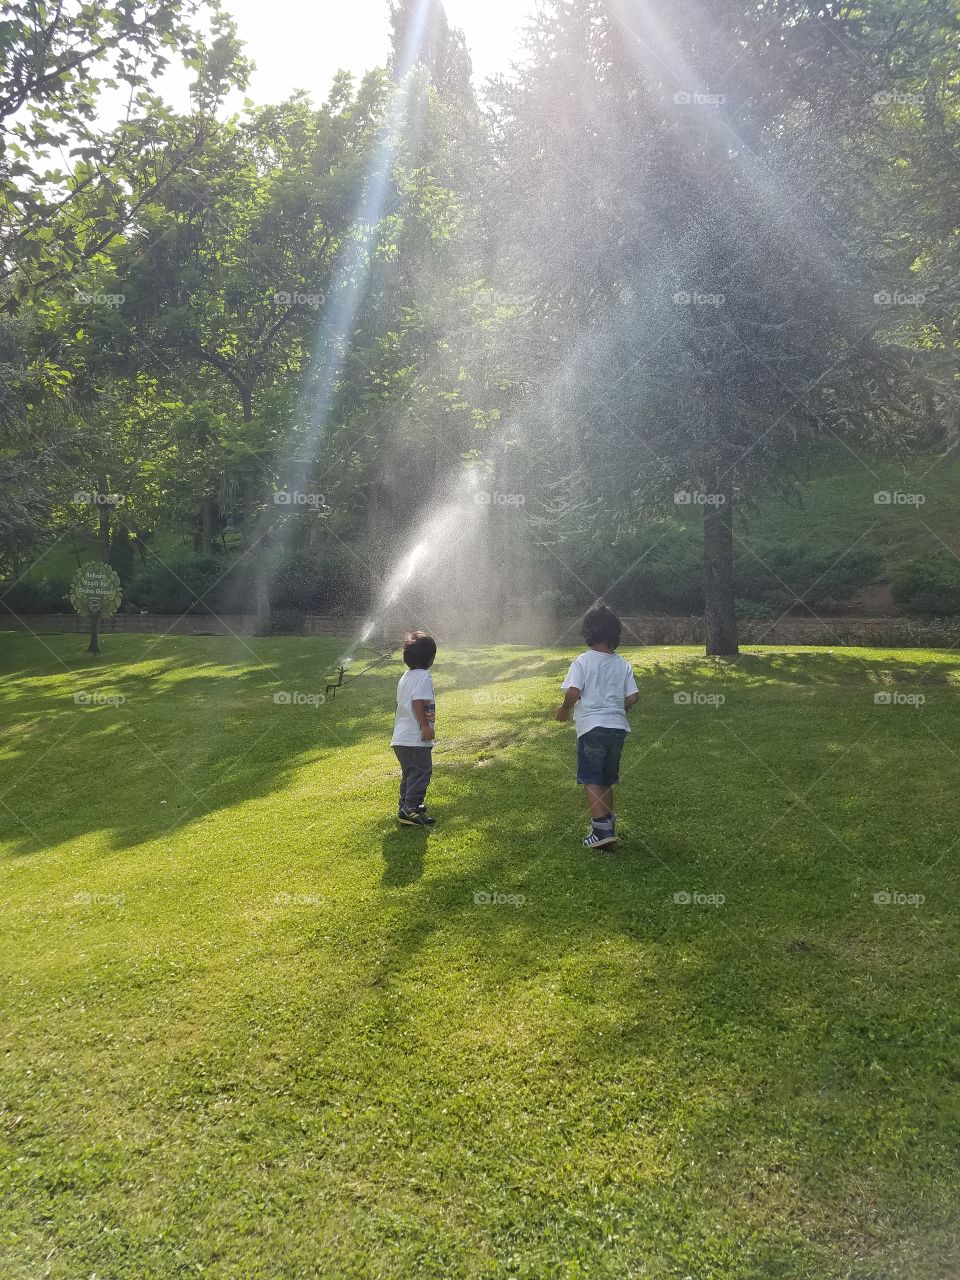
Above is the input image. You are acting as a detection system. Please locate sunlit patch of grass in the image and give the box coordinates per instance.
[1,634,959,1278]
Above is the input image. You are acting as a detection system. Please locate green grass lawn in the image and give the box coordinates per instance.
[2,633,960,1279]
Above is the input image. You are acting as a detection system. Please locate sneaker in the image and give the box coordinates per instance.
[583,830,618,850]
[417,806,437,825]
[398,807,431,827]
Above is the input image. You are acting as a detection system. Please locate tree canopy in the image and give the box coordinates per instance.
[1,0,957,649]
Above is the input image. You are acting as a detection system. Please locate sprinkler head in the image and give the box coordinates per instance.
[324,665,346,697]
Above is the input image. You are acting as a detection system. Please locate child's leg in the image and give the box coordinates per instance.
[403,747,433,811]
[393,746,411,811]
[577,731,617,847]
[585,784,613,818]
[601,732,626,834]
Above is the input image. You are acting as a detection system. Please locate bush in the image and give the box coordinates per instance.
[542,532,880,617]
[128,555,239,614]
[554,529,705,614]
[270,548,356,614]
[891,555,960,615]
[534,588,576,618]
[0,577,71,613]
[126,546,358,616]
[735,545,881,609]
[265,608,308,635]
[735,598,778,621]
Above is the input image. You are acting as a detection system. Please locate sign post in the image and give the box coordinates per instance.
[69,562,122,654]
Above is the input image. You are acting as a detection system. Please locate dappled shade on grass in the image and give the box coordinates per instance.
[1,635,959,1278]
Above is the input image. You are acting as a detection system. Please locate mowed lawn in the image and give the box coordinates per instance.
[1,632,960,1280]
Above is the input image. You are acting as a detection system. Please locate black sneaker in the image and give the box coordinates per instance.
[398,807,430,827]
[417,806,437,825]
[583,830,618,850]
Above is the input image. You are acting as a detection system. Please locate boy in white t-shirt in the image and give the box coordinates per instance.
[556,604,639,850]
[391,631,438,827]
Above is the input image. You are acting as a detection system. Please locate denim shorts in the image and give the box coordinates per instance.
[576,727,627,786]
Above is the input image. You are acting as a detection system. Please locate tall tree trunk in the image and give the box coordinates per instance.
[253,516,273,631]
[703,477,739,657]
[98,504,111,560]
[255,558,271,631]
[88,610,101,655]
[201,496,216,556]
[238,383,272,632]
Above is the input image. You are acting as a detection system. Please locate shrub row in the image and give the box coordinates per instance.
[554,532,883,614]
[891,554,960,615]
[0,547,359,616]
[125,549,358,615]
[6,545,960,617]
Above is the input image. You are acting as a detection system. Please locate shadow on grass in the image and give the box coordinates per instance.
[646,646,960,689]
[0,634,568,857]
[329,706,960,1270]
[381,826,430,887]
[2,632,959,870]
[5,634,960,1274]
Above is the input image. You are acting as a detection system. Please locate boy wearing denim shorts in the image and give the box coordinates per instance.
[555,604,639,849]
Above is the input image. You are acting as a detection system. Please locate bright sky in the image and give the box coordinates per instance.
[162,0,539,112]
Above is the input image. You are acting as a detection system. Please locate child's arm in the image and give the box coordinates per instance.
[412,699,435,741]
[624,664,640,713]
[555,686,581,722]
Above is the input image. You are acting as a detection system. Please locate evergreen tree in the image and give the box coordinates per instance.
[490,0,957,654]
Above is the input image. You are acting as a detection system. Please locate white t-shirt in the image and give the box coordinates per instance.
[561,650,639,737]
[391,669,436,748]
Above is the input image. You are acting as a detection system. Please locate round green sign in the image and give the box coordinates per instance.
[70,562,122,618]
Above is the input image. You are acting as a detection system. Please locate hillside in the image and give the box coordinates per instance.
[8,449,960,621]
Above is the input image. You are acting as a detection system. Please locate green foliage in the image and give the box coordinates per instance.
[553,528,706,614]
[127,554,238,615]
[533,587,576,618]
[107,531,136,584]
[270,548,356,615]
[1,0,250,301]
[0,575,70,613]
[4,0,960,644]
[124,547,359,616]
[736,546,883,610]
[264,608,308,635]
[891,555,960,615]
[547,530,881,617]
[734,599,778,622]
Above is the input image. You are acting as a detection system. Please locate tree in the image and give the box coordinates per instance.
[0,301,75,580]
[490,0,958,654]
[114,81,396,621]
[333,0,504,539]
[0,0,249,304]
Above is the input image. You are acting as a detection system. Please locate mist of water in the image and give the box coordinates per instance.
[341,464,547,662]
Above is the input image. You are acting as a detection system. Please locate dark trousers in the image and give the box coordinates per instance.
[393,745,433,810]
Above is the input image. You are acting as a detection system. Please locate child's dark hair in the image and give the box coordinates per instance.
[402,631,437,669]
[581,603,622,649]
